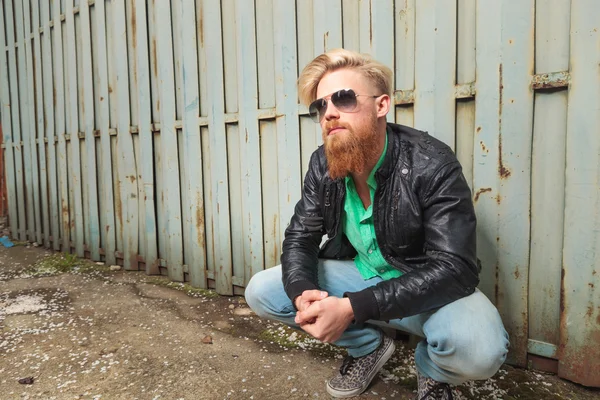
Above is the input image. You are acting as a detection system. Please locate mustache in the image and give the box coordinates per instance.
[323,122,350,132]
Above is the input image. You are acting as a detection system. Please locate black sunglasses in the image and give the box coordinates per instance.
[308,88,380,122]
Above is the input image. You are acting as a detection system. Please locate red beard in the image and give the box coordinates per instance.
[322,121,381,180]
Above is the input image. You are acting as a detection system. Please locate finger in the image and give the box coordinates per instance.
[301,290,328,302]
[295,305,320,324]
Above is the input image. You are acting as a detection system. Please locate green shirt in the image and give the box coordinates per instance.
[343,133,403,281]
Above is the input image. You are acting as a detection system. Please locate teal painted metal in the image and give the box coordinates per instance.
[66,0,84,257]
[15,0,36,243]
[561,1,600,387]
[135,0,158,275]
[273,0,301,245]
[5,0,27,241]
[415,0,456,148]
[204,0,233,295]
[94,0,116,266]
[113,0,138,271]
[0,0,18,240]
[235,0,264,286]
[181,0,205,287]
[31,0,50,248]
[1,0,599,386]
[80,0,100,261]
[455,0,476,188]
[21,0,42,245]
[41,0,60,251]
[155,0,183,280]
[529,0,570,359]
[52,0,71,252]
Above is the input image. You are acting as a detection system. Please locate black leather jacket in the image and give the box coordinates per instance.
[281,123,480,324]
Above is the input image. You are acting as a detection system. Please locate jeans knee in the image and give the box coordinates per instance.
[244,272,265,315]
[461,337,509,380]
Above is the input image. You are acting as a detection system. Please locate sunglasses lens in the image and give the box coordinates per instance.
[331,89,357,111]
[308,99,326,121]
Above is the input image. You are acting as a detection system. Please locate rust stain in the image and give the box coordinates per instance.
[509,39,513,44]
[129,175,135,183]
[106,224,110,233]
[198,2,204,47]
[480,141,489,153]
[560,268,566,313]
[217,203,220,214]
[152,38,158,77]
[498,134,511,179]
[369,0,373,45]
[589,282,595,289]
[108,85,113,94]
[131,1,137,49]
[496,194,501,204]
[196,203,205,248]
[323,31,328,51]
[474,187,492,202]
[586,305,594,319]
[100,96,104,101]
[514,266,520,279]
[476,126,481,133]
[494,263,500,305]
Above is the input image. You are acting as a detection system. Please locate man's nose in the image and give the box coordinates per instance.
[323,100,340,121]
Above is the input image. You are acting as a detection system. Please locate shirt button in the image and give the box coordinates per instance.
[379,269,385,274]
[368,249,373,254]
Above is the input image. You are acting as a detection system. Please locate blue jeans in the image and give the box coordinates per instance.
[244,259,510,385]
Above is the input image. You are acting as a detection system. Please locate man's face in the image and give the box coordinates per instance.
[314,68,383,179]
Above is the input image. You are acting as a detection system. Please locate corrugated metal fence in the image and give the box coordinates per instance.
[1,0,599,387]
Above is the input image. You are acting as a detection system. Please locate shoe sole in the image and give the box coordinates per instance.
[326,337,396,398]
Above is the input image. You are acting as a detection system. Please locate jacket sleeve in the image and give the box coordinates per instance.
[345,160,480,324]
[281,151,326,305]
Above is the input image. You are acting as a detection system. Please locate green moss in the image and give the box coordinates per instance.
[143,276,219,298]
[26,253,110,277]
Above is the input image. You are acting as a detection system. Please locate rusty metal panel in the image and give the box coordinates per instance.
[474,0,535,367]
[135,0,158,274]
[203,0,233,295]
[52,0,71,251]
[5,0,27,242]
[0,0,18,236]
[260,120,280,270]
[529,0,571,356]
[560,1,600,387]
[235,0,264,284]
[65,0,84,257]
[155,0,183,280]
[415,0,456,148]
[15,0,37,242]
[22,0,43,245]
[313,0,342,54]
[393,0,415,127]
[94,0,117,265]
[255,0,275,109]
[79,0,100,260]
[273,0,301,247]
[179,0,205,286]
[41,0,60,251]
[31,0,50,248]
[455,0,476,188]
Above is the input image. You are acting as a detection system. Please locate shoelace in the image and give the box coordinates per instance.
[339,355,356,376]
[418,382,454,400]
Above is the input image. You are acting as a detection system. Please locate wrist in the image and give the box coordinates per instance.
[342,297,354,322]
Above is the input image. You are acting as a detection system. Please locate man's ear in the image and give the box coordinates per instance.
[376,94,391,118]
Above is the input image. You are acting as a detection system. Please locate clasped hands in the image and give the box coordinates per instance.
[293,289,354,343]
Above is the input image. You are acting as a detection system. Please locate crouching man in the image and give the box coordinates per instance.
[245,48,509,399]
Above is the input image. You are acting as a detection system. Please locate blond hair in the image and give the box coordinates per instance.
[297,48,393,106]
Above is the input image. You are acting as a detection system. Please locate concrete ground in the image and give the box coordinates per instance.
[1,239,599,399]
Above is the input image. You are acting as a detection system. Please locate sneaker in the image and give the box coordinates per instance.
[326,333,395,398]
[417,371,454,400]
